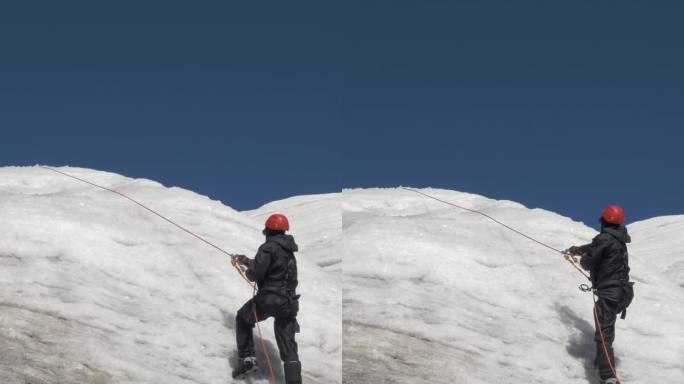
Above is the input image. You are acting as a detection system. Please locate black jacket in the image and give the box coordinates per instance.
[577,224,631,288]
[246,233,299,295]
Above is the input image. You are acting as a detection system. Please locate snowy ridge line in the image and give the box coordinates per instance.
[402,187,591,280]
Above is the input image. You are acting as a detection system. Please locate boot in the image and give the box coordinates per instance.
[284,361,302,384]
[601,378,618,384]
[232,356,258,379]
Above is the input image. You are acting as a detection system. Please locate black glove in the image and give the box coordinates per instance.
[564,246,582,255]
[233,254,250,266]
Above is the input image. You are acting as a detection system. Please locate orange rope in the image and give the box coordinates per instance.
[563,254,591,280]
[43,166,278,384]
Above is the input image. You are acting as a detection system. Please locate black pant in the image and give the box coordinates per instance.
[236,292,300,362]
[594,297,619,380]
[593,283,633,380]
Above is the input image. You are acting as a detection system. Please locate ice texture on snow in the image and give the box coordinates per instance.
[342,188,684,384]
[0,166,341,384]
[629,215,684,289]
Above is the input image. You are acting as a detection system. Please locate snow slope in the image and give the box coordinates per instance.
[246,194,341,273]
[0,166,341,384]
[629,215,684,289]
[342,188,684,384]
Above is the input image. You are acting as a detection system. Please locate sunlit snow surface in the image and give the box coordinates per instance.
[247,194,341,273]
[629,216,684,289]
[0,166,341,384]
[342,188,684,384]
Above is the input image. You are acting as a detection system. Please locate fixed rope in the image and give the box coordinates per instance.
[41,166,232,257]
[401,187,590,279]
[42,166,277,384]
[403,187,623,381]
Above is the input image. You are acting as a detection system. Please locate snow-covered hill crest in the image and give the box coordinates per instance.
[342,188,684,384]
[0,166,341,384]
[2,169,680,384]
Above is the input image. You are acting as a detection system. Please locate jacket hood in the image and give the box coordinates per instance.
[603,225,632,244]
[268,234,299,252]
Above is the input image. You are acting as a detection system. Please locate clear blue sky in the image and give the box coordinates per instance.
[1,1,682,228]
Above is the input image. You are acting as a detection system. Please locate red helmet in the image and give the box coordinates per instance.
[265,213,289,231]
[602,205,625,225]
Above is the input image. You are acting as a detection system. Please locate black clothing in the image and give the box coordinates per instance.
[575,224,633,381]
[246,234,299,295]
[236,233,301,383]
[284,361,302,383]
[236,294,300,361]
[231,356,257,378]
[262,228,286,237]
[593,298,620,380]
[577,224,631,288]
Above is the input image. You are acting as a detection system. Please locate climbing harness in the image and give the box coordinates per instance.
[402,187,623,382]
[42,166,277,384]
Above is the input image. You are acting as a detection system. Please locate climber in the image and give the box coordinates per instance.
[232,213,302,384]
[566,205,634,384]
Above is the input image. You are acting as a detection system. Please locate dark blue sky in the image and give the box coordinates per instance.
[1,1,682,228]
